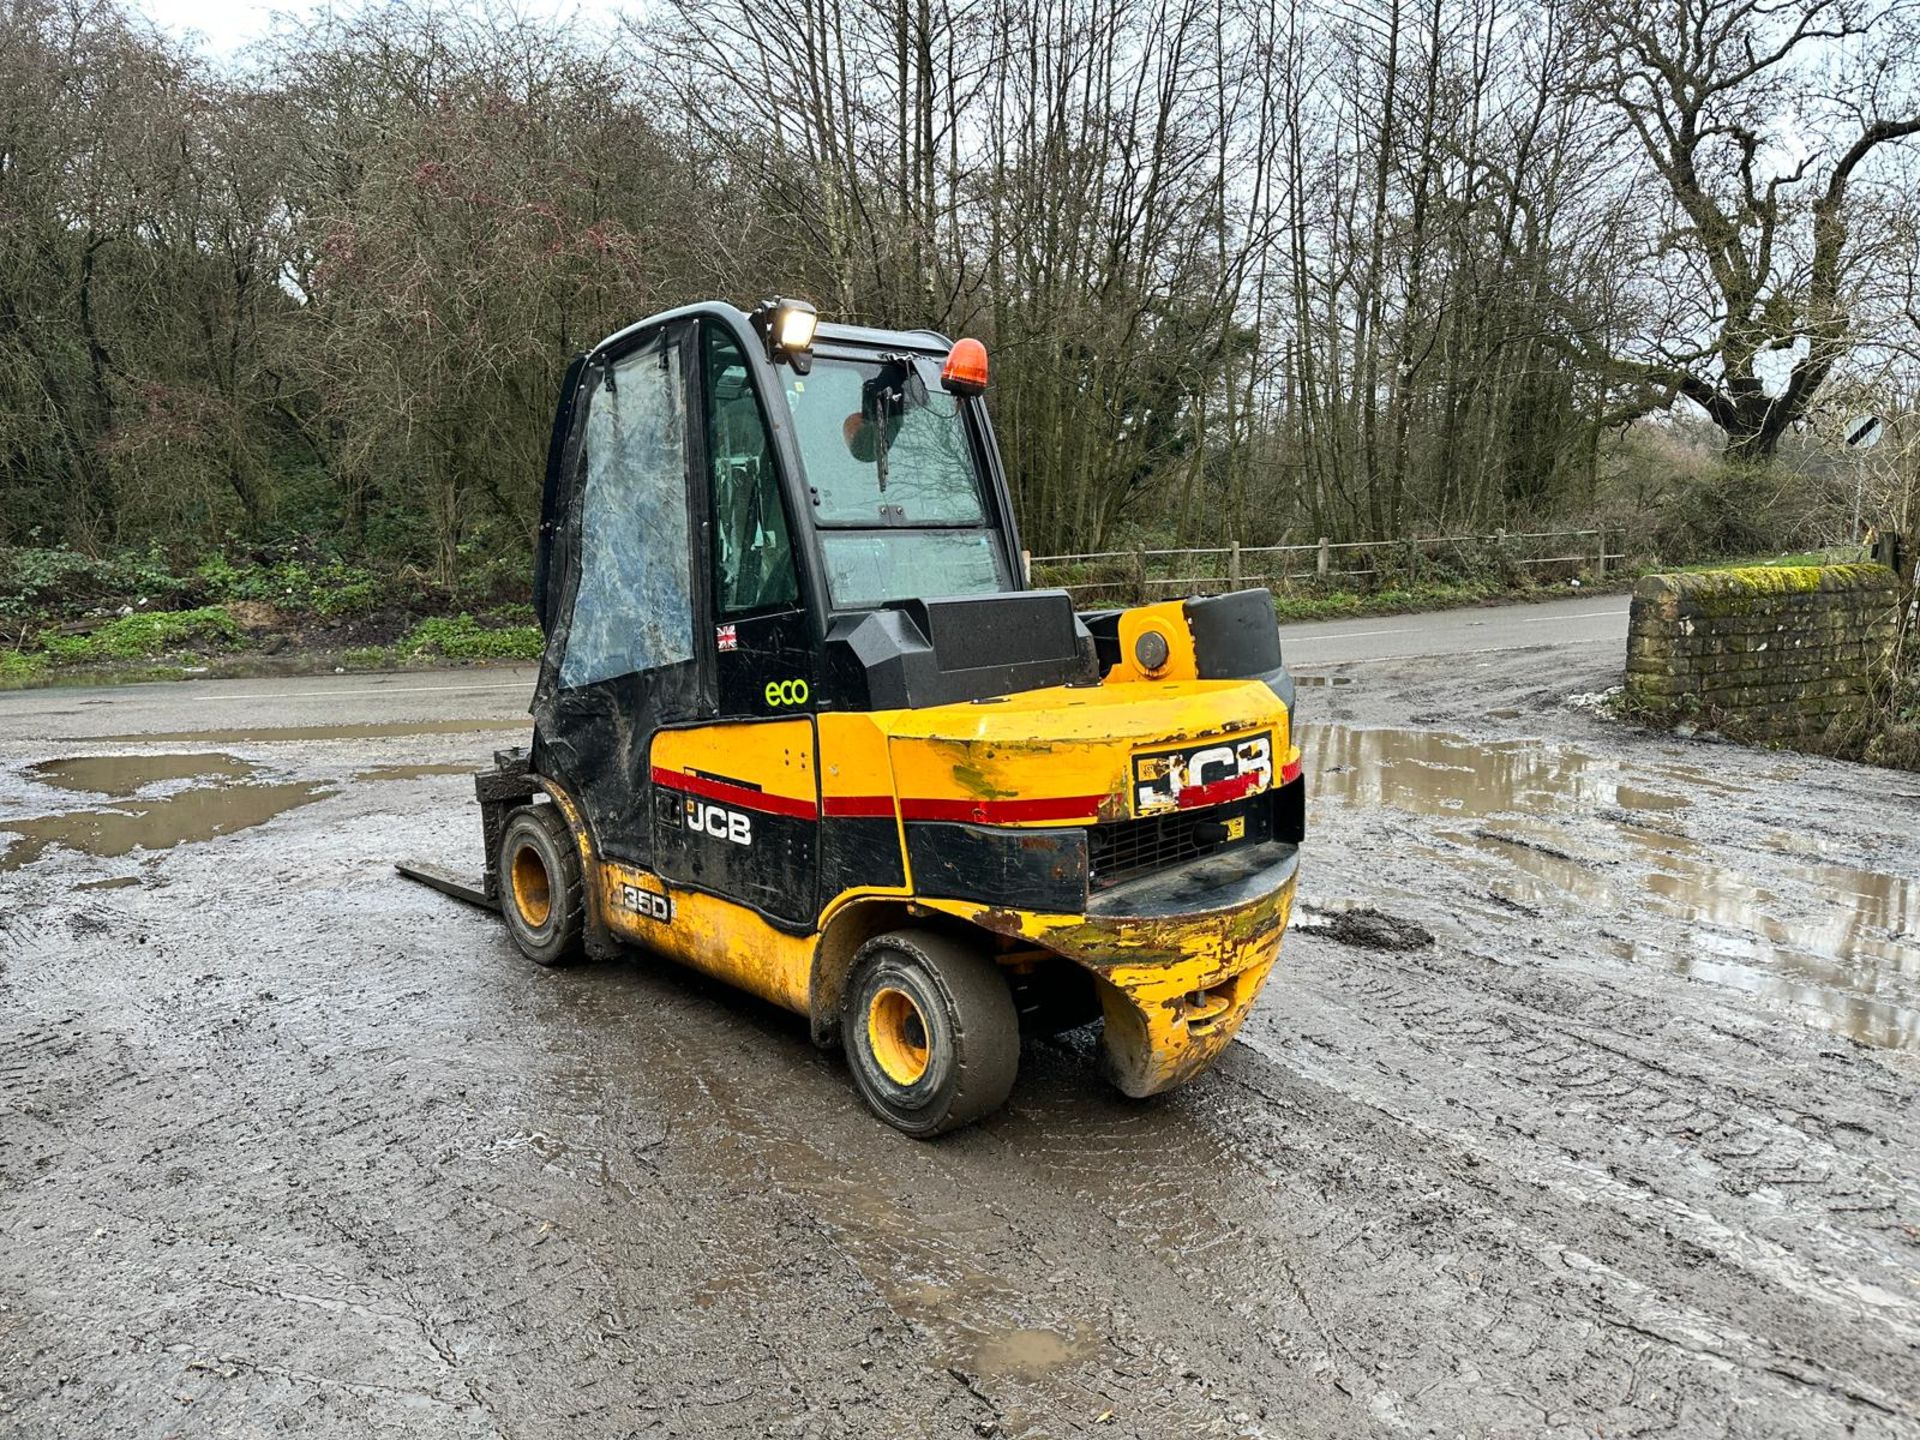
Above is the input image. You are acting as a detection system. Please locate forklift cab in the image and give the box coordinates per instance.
[529,301,1091,930]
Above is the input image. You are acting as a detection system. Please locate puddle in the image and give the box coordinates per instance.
[1295,674,1354,688]
[1311,727,1694,817]
[968,1325,1093,1381]
[1440,828,1617,909]
[77,718,527,744]
[354,763,478,782]
[1315,725,1920,1049]
[1,754,329,870]
[0,784,327,870]
[26,753,257,798]
[1608,937,1920,1051]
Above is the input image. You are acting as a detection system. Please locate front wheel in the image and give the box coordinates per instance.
[497,804,584,967]
[842,930,1019,1137]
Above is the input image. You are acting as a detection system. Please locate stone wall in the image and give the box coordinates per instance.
[1625,564,1899,740]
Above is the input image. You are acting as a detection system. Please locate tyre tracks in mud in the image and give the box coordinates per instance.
[1238,935,1919,1432]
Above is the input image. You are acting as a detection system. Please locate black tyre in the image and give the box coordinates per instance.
[842,929,1019,1137]
[497,804,584,967]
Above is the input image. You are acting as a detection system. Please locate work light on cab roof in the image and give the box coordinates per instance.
[751,296,819,373]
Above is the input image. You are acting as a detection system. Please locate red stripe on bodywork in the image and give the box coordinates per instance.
[896,794,1107,824]
[820,794,897,819]
[650,766,818,820]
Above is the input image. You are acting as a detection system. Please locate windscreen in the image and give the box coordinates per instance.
[782,354,1009,608]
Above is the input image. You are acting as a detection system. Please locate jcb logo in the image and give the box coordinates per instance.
[686,799,752,846]
[1134,733,1273,814]
[765,678,810,708]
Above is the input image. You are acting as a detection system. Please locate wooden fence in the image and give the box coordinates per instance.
[1027,528,1625,602]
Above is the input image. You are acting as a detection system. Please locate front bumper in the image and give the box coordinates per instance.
[929,840,1300,1097]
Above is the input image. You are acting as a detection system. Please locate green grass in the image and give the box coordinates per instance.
[392,614,542,662]
[1272,578,1509,623]
[0,649,48,685]
[338,615,541,669]
[39,606,243,663]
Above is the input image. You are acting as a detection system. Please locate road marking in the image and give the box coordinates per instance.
[1518,610,1628,622]
[193,681,530,702]
[1284,628,1416,641]
[1289,636,1618,668]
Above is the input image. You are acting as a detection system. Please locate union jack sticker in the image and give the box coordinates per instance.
[715,623,738,652]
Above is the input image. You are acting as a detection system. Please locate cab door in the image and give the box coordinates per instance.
[648,321,819,927]
[531,320,710,869]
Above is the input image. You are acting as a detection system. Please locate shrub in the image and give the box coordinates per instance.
[395,614,542,661]
[194,551,385,618]
[40,606,243,662]
[1648,463,1834,565]
[0,546,167,622]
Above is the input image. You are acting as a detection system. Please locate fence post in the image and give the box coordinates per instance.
[1021,548,1032,585]
[1317,536,1330,579]
[1594,529,1606,578]
[1131,549,1148,604]
[1228,540,1241,590]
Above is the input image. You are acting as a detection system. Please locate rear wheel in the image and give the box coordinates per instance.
[498,804,584,967]
[842,929,1019,1137]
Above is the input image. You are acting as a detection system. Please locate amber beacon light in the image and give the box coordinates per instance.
[941,337,989,395]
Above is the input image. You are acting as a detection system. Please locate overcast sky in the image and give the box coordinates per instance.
[138,0,624,55]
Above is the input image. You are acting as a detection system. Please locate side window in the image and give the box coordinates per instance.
[560,332,693,688]
[705,326,798,615]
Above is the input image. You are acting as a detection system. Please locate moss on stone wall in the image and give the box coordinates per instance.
[1623,563,1899,745]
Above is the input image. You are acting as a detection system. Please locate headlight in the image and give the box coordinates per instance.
[752,297,819,373]
[777,303,818,351]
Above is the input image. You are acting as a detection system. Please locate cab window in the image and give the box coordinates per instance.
[780,352,1008,608]
[560,331,694,689]
[706,326,798,615]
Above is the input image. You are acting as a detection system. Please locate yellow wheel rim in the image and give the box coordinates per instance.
[868,986,931,1086]
[510,842,552,928]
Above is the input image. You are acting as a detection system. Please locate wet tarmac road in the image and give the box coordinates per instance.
[1277,591,1631,665]
[2,615,1918,1439]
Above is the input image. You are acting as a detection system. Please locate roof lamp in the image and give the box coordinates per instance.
[778,304,818,351]
[752,296,819,374]
[941,337,989,395]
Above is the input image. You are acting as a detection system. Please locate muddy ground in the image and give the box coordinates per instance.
[0,633,1916,1439]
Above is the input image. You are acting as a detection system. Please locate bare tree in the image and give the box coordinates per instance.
[1577,0,1920,459]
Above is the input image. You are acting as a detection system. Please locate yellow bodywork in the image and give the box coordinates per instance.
[540,600,1300,1098]
[916,877,1296,1098]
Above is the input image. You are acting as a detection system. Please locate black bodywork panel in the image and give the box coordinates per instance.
[905,820,1090,914]
[822,591,1097,711]
[651,763,818,927]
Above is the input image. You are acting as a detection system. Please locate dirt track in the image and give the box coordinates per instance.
[2,625,1917,1439]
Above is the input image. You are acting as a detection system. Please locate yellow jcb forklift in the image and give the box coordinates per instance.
[402,299,1304,1135]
